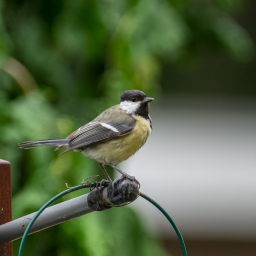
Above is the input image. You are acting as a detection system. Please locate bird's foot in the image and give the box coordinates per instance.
[81,175,100,191]
[122,173,140,189]
[111,173,140,189]
[99,179,111,188]
[122,172,135,181]
[81,175,99,185]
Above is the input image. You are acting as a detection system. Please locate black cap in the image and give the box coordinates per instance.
[120,90,147,103]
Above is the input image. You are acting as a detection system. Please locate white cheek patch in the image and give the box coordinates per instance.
[101,123,119,132]
[120,101,140,114]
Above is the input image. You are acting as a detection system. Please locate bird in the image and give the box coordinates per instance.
[19,90,154,183]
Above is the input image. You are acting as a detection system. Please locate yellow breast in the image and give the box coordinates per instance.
[83,115,152,165]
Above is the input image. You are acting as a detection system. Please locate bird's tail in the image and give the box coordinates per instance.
[18,139,69,149]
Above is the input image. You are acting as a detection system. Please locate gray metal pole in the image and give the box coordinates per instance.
[0,193,93,245]
[0,177,140,245]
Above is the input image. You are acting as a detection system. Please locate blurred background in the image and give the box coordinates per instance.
[0,0,255,255]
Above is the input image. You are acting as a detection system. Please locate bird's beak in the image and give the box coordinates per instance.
[143,97,154,103]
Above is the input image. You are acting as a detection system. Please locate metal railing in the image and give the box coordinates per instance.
[0,159,187,256]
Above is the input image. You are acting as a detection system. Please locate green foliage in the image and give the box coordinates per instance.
[0,0,254,255]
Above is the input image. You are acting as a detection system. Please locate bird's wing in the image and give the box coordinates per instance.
[59,105,136,154]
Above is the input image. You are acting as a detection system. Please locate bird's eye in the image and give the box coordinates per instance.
[132,97,136,102]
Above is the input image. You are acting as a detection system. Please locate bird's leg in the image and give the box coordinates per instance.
[99,163,112,186]
[106,163,135,181]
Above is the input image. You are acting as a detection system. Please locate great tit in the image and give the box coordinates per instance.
[19,90,154,181]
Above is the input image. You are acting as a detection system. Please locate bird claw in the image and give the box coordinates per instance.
[111,173,140,189]
[99,179,110,188]
[81,175,100,191]
[81,175,100,184]
[122,172,135,181]
[124,173,140,189]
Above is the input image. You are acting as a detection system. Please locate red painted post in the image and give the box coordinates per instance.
[0,159,12,256]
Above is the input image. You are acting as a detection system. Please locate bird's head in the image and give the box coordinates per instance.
[119,90,154,116]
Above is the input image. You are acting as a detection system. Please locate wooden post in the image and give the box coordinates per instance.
[0,159,12,256]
